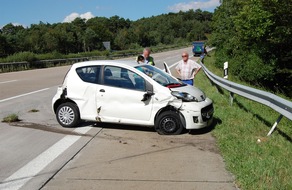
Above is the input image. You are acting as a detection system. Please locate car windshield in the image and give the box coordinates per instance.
[135,65,186,88]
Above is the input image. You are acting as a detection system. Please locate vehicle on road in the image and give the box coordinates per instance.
[52,60,214,135]
[192,41,205,56]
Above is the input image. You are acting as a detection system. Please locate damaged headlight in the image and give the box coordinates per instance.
[171,91,198,102]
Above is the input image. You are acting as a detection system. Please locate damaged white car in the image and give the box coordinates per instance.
[52,60,214,135]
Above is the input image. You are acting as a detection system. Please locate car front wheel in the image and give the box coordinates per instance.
[155,111,183,135]
[56,102,80,128]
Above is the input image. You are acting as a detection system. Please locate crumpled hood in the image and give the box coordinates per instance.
[170,85,206,102]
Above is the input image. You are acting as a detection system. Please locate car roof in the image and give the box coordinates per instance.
[71,60,146,69]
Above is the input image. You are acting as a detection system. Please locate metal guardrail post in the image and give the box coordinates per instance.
[267,115,283,136]
[229,92,234,106]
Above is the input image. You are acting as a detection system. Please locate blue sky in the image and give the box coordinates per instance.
[0,0,220,28]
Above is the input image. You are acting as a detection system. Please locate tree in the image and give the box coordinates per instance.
[210,0,292,97]
[1,23,27,54]
[86,17,113,50]
[0,9,214,62]
[0,34,9,57]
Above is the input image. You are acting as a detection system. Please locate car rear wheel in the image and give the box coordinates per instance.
[56,102,80,127]
[155,111,183,135]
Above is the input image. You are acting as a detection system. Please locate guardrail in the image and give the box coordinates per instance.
[199,61,292,136]
[0,53,138,73]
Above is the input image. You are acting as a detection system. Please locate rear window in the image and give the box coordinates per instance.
[76,66,100,83]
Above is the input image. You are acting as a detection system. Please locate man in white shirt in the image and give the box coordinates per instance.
[175,52,201,86]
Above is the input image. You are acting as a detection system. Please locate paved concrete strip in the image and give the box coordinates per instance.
[0,127,92,190]
[0,88,50,103]
[44,129,237,190]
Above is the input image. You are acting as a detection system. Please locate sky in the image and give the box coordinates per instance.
[0,0,220,28]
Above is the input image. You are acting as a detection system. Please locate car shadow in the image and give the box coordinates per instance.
[83,122,157,133]
[76,118,221,136]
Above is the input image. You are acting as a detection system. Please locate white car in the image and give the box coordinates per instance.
[52,60,214,135]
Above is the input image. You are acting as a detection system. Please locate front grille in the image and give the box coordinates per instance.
[201,104,214,122]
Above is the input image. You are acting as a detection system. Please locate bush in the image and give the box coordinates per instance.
[237,52,274,83]
[213,48,292,97]
[36,51,63,60]
[3,51,38,63]
[214,48,230,70]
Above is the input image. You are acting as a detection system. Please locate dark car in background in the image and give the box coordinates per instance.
[192,41,205,56]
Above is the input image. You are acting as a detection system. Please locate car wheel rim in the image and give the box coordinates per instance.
[161,117,177,133]
[58,106,75,125]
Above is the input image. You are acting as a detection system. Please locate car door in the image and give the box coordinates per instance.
[96,65,154,124]
[163,62,172,76]
[73,65,100,120]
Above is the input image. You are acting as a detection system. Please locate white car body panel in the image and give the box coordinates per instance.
[95,84,153,124]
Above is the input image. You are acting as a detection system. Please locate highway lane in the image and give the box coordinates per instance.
[0,47,193,190]
[0,66,70,101]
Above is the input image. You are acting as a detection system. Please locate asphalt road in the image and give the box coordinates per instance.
[0,47,237,190]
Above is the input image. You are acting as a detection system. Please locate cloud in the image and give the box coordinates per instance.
[63,12,95,23]
[168,0,220,12]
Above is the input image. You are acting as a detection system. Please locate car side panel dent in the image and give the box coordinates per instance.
[168,98,183,109]
[96,106,102,122]
[67,83,97,121]
[151,90,183,123]
[152,88,182,109]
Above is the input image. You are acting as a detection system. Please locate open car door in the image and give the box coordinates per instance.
[163,62,172,76]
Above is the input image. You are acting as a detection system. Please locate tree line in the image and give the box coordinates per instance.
[210,0,291,97]
[0,9,212,57]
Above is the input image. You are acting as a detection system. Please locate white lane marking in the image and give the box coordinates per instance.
[169,61,179,69]
[0,88,50,103]
[0,127,92,190]
[0,80,18,84]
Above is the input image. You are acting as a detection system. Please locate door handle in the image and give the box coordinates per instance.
[100,89,105,92]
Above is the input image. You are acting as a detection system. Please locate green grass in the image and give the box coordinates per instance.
[195,51,292,190]
[2,114,21,123]
[28,109,39,113]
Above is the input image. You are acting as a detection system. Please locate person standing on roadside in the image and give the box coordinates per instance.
[200,46,208,64]
[175,52,201,86]
[142,47,155,66]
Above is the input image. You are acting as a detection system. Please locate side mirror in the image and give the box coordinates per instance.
[141,90,155,101]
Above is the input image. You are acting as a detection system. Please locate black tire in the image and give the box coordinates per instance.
[155,111,183,135]
[56,102,80,128]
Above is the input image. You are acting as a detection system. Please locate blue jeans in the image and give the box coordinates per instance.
[182,79,193,86]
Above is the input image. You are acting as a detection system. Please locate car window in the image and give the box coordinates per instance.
[103,66,146,91]
[135,65,181,87]
[76,66,100,83]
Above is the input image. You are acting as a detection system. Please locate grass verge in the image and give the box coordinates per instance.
[195,51,292,190]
